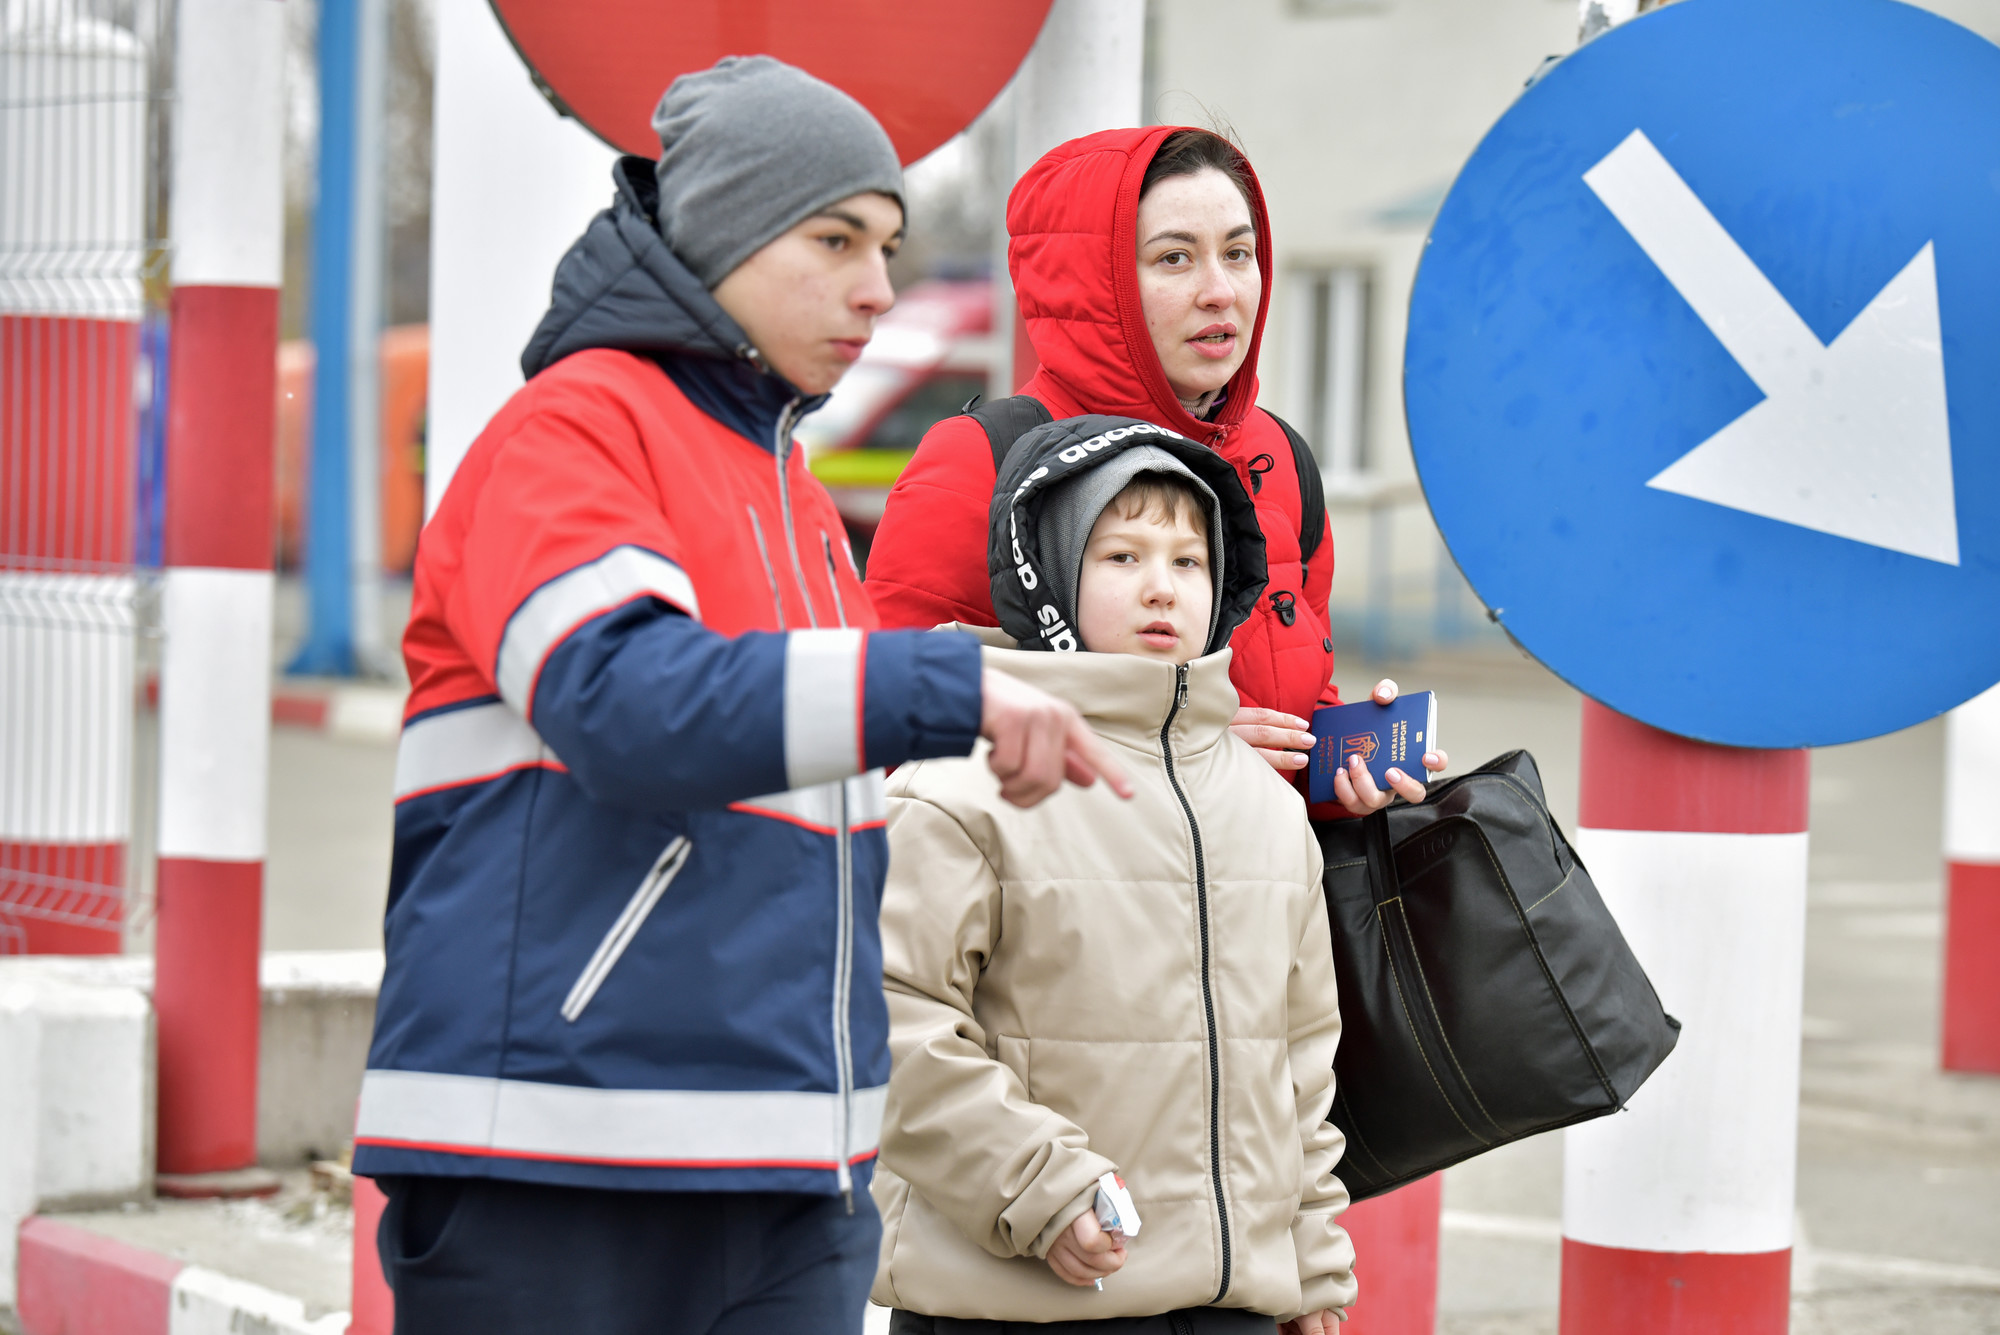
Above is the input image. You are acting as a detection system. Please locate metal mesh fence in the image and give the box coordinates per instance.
[0,0,170,953]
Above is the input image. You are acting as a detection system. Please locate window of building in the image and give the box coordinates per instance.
[1284,265,1373,476]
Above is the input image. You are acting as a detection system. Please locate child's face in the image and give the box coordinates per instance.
[1075,500,1214,666]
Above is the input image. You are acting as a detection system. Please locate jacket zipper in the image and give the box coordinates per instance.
[774,402,855,1206]
[773,400,820,628]
[833,780,857,1211]
[560,836,693,1022]
[1161,663,1231,1300]
[746,506,786,630]
[821,532,849,628]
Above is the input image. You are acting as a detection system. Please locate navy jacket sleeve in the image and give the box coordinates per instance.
[442,372,983,817]
[530,600,983,814]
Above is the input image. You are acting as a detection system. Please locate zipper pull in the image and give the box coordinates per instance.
[776,397,804,461]
[1176,664,1189,709]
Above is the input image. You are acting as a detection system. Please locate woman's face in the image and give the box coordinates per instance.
[1134,167,1260,409]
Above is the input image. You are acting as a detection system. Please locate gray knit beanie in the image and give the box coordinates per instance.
[650,56,904,289]
[1037,446,1228,655]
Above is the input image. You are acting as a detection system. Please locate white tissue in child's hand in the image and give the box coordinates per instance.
[1093,1171,1142,1238]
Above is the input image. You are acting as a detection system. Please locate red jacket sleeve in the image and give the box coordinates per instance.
[864,414,1003,630]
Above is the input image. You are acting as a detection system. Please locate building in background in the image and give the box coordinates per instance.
[1147,0,2000,657]
[269,0,2000,655]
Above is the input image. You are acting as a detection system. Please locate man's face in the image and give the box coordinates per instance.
[1075,496,1214,666]
[710,191,904,396]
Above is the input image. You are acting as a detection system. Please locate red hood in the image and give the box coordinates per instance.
[1007,125,1274,449]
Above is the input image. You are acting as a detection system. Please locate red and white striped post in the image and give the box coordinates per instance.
[1338,1175,1442,1335]
[1560,701,1810,1334]
[1943,683,2000,1074]
[153,0,285,1187]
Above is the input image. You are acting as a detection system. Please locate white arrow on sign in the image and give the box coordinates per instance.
[1584,129,1959,566]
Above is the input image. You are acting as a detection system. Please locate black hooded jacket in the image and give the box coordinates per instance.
[989,415,1268,656]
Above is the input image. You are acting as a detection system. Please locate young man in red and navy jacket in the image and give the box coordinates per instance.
[354,57,1127,1335]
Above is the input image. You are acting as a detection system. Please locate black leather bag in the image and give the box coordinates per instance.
[1315,749,1680,1201]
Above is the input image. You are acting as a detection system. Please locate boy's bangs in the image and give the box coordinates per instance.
[1107,473,1209,535]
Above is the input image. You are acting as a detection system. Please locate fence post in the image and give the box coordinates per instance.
[153,0,285,1188]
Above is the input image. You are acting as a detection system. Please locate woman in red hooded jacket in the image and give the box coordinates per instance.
[867,126,1444,814]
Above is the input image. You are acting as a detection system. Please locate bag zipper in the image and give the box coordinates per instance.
[560,836,692,1022]
[773,401,820,628]
[746,506,786,630]
[1161,662,1231,1300]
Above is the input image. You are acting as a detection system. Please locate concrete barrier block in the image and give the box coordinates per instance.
[258,952,382,1167]
[34,983,153,1207]
[15,1216,350,1335]
[0,974,153,1310]
[0,980,44,1312]
[16,1215,182,1335]
[170,1265,350,1335]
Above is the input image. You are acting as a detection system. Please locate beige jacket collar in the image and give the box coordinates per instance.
[943,623,1239,758]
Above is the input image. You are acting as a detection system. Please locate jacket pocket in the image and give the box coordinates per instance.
[996,1035,1031,1096]
[560,836,692,1022]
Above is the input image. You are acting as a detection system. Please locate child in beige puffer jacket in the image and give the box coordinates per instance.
[871,417,1355,1335]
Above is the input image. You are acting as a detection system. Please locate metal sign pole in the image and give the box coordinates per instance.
[292,0,362,675]
[349,0,387,675]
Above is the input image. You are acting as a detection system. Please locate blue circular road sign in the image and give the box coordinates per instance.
[1406,0,2000,747]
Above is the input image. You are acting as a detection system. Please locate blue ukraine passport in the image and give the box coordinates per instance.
[1308,692,1439,804]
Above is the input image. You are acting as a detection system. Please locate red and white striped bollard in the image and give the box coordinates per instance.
[1943,682,2000,1074]
[152,0,285,1186]
[1560,700,1810,1334]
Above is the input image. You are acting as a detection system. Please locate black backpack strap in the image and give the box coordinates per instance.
[964,396,1327,560]
[961,394,1055,475]
[1262,409,1327,565]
